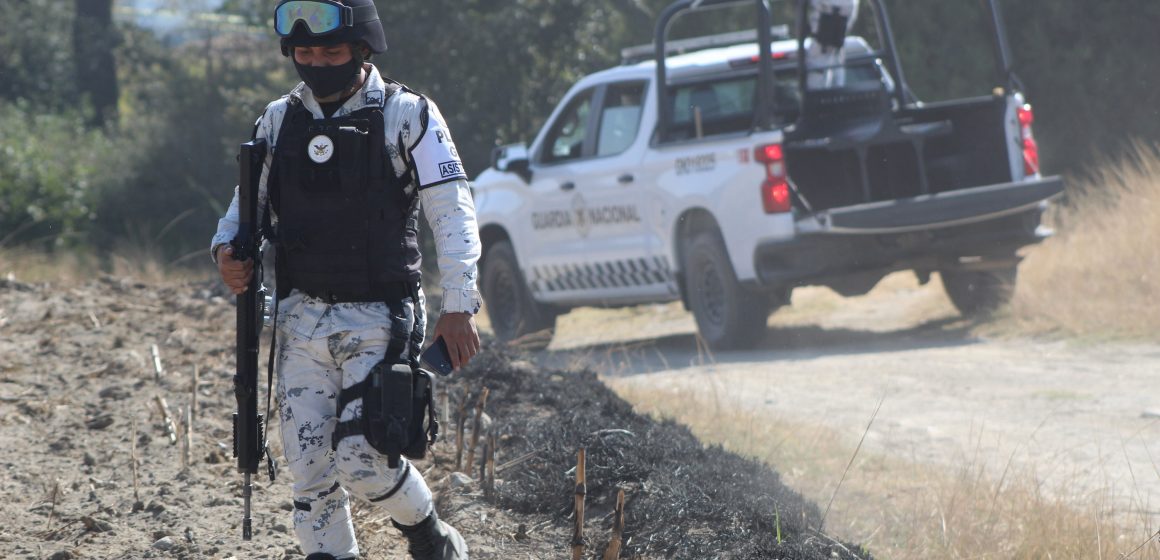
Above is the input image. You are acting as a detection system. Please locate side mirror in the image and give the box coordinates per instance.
[506,158,532,184]
[490,143,533,184]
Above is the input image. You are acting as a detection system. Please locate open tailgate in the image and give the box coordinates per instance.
[799,176,1063,234]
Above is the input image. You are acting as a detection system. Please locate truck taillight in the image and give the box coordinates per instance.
[1017,104,1040,176]
[756,143,791,213]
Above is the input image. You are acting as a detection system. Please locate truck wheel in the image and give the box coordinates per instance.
[940,267,1017,316]
[684,232,769,350]
[480,240,557,347]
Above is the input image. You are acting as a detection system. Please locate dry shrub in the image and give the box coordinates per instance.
[610,380,1160,560]
[0,248,96,285]
[1012,142,1160,339]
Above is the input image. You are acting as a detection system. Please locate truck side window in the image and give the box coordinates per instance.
[670,78,755,138]
[543,89,594,164]
[596,82,646,157]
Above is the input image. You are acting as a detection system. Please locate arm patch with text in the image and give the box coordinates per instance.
[409,101,468,189]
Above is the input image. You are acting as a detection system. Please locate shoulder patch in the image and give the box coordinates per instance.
[408,99,467,189]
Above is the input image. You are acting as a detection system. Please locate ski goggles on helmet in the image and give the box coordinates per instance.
[274,0,354,37]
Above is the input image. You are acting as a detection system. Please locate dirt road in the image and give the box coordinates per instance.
[540,274,1160,525]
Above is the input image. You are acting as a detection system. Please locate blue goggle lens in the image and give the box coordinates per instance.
[275,1,344,36]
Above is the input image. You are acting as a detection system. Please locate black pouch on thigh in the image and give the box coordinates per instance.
[333,362,439,468]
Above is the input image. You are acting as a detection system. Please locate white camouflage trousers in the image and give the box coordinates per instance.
[274,289,433,558]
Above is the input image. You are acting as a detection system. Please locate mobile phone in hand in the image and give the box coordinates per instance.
[420,336,454,376]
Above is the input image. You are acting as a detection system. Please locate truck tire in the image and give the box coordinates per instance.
[480,240,557,347]
[684,232,769,350]
[940,266,1017,316]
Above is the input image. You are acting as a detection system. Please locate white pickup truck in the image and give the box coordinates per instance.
[471,0,1063,350]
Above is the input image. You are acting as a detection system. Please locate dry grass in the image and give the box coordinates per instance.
[0,246,214,286]
[609,380,1160,560]
[1006,142,1160,340]
[0,247,100,285]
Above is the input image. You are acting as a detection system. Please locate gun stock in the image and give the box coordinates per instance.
[231,137,268,541]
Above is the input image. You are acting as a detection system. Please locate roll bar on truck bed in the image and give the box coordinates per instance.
[652,0,1023,141]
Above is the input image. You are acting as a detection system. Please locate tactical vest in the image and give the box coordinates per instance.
[269,86,422,301]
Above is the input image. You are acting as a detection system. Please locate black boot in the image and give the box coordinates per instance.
[393,510,468,560]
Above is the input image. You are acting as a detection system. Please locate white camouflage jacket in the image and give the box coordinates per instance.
[211,64,482,315]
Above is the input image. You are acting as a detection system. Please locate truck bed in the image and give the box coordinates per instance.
[785,95,1015,212]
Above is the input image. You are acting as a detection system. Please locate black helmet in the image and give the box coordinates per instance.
[275,0,388,56]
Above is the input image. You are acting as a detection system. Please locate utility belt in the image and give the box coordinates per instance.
[299,281,419,305]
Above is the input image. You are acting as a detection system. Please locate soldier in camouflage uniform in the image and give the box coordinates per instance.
[211,1,478,558]
[807,0,861,89]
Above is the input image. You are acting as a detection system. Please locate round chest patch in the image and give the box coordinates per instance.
[308,135,335,164]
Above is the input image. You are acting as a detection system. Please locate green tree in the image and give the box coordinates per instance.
[1002,0,1160,177]
[0,102,127,247]
[0,0,76,109]
[879,0,1160,176]
[91,18,290,261]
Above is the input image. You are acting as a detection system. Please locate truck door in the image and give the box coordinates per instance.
[522,80,661,305]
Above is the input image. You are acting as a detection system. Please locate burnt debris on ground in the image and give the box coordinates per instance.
[453,345,870,560]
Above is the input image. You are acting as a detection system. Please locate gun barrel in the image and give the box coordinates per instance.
[242,472,253,540]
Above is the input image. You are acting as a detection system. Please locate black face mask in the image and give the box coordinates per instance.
[294,55,362,99]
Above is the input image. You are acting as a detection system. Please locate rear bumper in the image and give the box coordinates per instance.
[755,204,1052,288]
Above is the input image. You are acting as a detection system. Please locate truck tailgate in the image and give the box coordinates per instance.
[800,176,1063,234]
